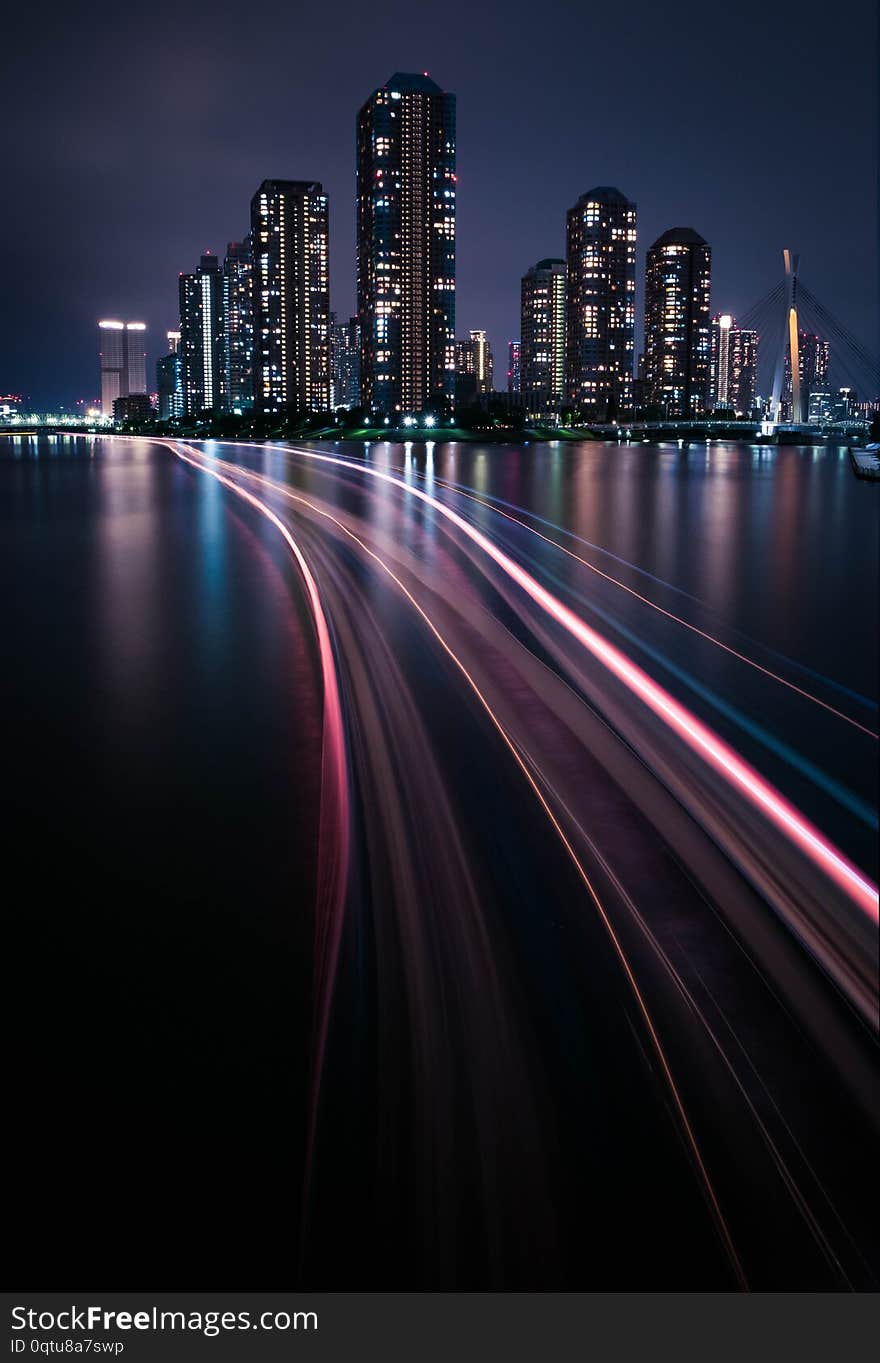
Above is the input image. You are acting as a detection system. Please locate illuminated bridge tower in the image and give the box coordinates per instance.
[770,248,801,423]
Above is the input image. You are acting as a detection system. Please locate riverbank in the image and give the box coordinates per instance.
[265,422,603,443]
[849,446,880,480]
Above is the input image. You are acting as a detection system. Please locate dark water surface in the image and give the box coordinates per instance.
[3,434,877,1287]
[3,436,324,1279]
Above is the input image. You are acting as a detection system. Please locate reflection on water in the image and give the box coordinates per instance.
[3,432,877,1287]
[3,434,876,866]
[325,437,876,703]
[311,435,877,876]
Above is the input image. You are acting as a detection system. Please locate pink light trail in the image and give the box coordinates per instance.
[171,444,350,1057]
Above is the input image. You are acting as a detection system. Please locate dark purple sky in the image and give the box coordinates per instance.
[2,0,877,408]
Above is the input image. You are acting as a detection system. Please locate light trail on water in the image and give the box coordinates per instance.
[168,438,749,1288]
[16,435,878,1288]
[221,439,878,927]
[169,444,350,1159]
[411,469,878,739]
[297,447,878,718]
[417,466,878,713]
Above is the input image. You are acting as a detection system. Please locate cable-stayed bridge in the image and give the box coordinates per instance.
[735,249,879,431]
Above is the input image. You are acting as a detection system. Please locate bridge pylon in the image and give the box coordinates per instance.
[769,249,801,424]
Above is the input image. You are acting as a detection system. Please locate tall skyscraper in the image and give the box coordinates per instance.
[330,314,361,409]
[729,326,759,416]
[251,180,330,414]
[357,72,456,415]
[507,340,521,397]
[125,324,146,399]
[708,313,733,408]
[178,253,226,415]
[472,330,493,393]
[643,227,712,418]
[709,314,759,414]
[455,330,494,395]
[98,320,147,417]
[565,187,636,419]
[223,237,255,413]
[521,258,566,416]
[156,330,184,420]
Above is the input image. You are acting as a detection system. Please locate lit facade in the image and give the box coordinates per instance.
[832,387,858,421]
[156,330,184,420]
[330,313,361,409]
[455,330,494,395]
[251,180,330,414]
[112,393,153,423]
[357,72,456,415]
[98,320,147,417]
[708,314,733,407]
[507,340,521,396]
[178,253,226,415]
[708,314,758,415]
[126,324,146,397]
[783,330,830,421]
[807,388,833,423]
[727,326,759,416]
[565,187,636,418]
[521,258,566,416]
[223,237,255,413]
[644,227,712,418]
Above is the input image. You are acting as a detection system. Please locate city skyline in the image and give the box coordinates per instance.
[83,135,870,423]
[86,193,864,422]
[4,0,878,1306]
[3,0,876,409]
[80,146,870,423]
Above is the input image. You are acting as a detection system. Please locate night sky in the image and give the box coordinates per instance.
[3,0,877,409]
